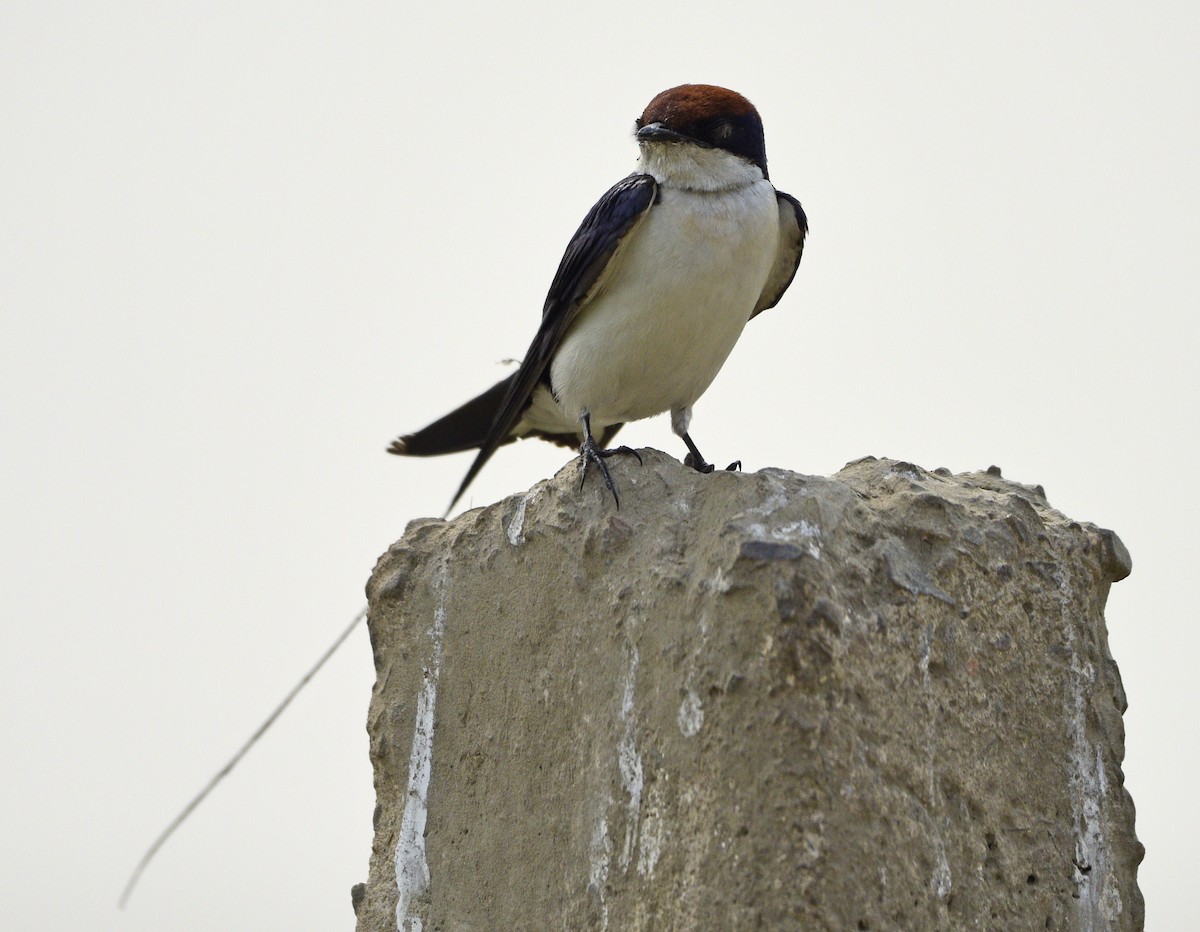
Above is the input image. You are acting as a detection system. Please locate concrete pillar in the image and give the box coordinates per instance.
[355,452,1141,931]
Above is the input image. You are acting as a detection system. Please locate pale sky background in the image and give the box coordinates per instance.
[2,2,1196,929]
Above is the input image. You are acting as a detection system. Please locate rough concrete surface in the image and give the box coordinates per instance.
[356,451,1141,931]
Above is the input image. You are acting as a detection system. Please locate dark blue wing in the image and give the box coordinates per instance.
[448,173,658,510]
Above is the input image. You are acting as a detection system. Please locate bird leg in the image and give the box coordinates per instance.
[681,432,741,474]
[578,413,642,508]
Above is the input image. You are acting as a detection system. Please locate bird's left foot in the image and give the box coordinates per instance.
[579,439,642,507]
[682,432,740,474]
[683,454,742,473]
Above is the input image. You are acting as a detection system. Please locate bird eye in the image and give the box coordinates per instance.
[712,119,734,140]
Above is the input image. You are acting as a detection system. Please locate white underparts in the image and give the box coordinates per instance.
[518,146,780,446]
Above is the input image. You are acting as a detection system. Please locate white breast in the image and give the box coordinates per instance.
[546,175,780,433]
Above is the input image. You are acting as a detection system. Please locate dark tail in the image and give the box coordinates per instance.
[387,373,518,457]
[389,372,625,515]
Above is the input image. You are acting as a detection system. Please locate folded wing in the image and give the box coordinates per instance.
[751,190,808,319]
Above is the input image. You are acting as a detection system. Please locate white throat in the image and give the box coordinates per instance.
[636,141,764,192]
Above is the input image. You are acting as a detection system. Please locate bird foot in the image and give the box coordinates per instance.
[684,453,742,474]
[579,441,643,507]
[681,432,741,476]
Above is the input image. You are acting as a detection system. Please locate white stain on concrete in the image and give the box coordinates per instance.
[394,567,449,931]
[617,643,643,872]
[588,812,612,930]
[1068,646,1115,928]
[918,622,933,687]
[505,491,531,546]
[587,635,648,912]
[752,473,790,516]
[798,519,822,558]
[743,516,822,560]
[932,844,953,898]
[778,519,822,558]
[884,466,924,483]
[1056,565,1120,931]
[917,622,952,900]
[706,566,732,595]
[637,794,665,879]
[677,689,704,737]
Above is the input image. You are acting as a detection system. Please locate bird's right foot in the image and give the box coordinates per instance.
[579,439,643,508]
[578,412,643,507]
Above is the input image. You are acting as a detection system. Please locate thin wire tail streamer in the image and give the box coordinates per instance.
[118,605,368,909]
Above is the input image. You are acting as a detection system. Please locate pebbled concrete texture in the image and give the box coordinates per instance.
[356,451,1142,931]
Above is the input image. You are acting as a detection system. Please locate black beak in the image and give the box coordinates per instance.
[636,122,694,145]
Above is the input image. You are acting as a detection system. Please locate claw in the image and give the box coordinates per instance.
[578,415,642,507]
[682,432,720,474]
[681,431,740,475]
[684,451,716,474]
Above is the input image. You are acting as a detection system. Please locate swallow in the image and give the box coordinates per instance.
[389,84,807,512]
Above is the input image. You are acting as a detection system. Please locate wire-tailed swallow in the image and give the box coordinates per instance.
[389,84,807,512]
